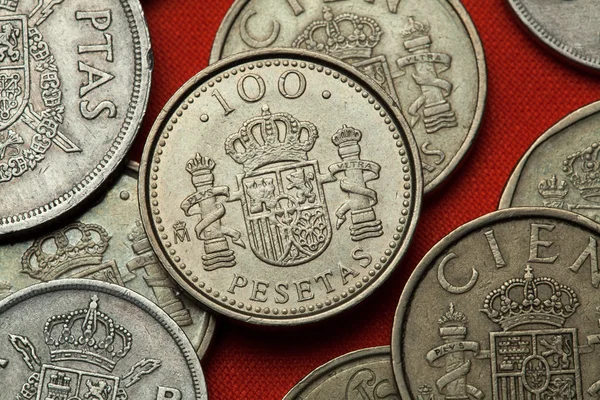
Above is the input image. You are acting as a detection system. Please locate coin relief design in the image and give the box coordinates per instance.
[500,101,600,228]
[0,280,207,399]
[283,346,400,400]
[507,0,600,70]
[140,51,421,325]
[211,0,486,193]
[0,0,151,235]
[0,164,216,359]
[393,208,600,400]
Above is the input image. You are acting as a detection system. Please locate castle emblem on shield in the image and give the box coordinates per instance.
[180,105,383,270]
[425,266,600,400]
[11,295,162,399]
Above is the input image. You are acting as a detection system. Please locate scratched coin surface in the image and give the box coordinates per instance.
[0,0,152,236]
[0,279,207,399]
[500,101,600,229]
[392,207,600,400]
[283,346,400,399]
[0,162,216,359]
[210,0,486,194]
[507,0,600,71]
[140,50,421,326]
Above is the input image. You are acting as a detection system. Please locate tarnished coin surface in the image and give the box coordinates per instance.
[507,0,600,71]
[284,346,399,399]
[392,207,600,400]
[0,0,152,236]
[0,279,207,399]
[500,101,600,228]
[210,0,486,194]
[140,50,422,326]
[0,162,216,359]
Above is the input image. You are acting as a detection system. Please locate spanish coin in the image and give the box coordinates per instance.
[0,279,208,399]
[210,0,486,194]
[507,0,600,71]
[500,101,600,228]
[283,346,400,400]
[392,207,600,400]
[0,0,152,236]
[0,162,216,359]
[140,50,422,326]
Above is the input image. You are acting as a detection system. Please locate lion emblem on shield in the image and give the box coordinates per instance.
[0,22,20,63]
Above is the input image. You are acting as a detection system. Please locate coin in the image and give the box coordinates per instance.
[392,207,600,400]
[507,0,600,71]
[0,162,216,359]
[283,346,399,399]
[500,101,600,228]
[0,0,152,236]
[140,50,422,326]
[0,279,207,399]
[210,0,486,194]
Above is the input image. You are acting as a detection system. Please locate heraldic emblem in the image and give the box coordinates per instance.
[180,105,383,270]
[425,266,600,400]
[11,295,162,399]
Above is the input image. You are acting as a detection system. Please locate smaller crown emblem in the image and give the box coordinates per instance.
[401,16,430,40]
[0,0,18,12]
[538,174,569,199]
[331,125,362,147]
[127,219,147,244]
[563,142,600,202]
[438,302,467,327]
[225,105,319,173]
[292,7,382,60]
[482,266,579,331]
[173,220,187,232]
[21,222,110,282]
[44,295,132,372]
[186,153,215,176]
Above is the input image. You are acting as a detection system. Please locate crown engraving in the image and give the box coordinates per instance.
[225,105,319,173]
[21,222,110,281]
[400,16,431,41]
[538,174,569,200]
[563,142,600,202]
[0,0,18,12]
[292,6,382,60]
[482,266,580,331]
[44,295,132,372]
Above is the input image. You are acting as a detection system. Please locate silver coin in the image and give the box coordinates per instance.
[0,0,152,236]
[210,0,486,194]
[392,207,600,400]
[507,0,600,71]
[0,162,216,359]
[140,50,422,326]
[283,346,399,399]
[500,101,600,229]
[0,279,207,399]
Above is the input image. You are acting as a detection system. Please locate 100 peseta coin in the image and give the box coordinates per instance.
[0,279,208,399]
[0,0,152,236]
[210,0,486,194]
[140,50,422,326]
[392,207,600,400]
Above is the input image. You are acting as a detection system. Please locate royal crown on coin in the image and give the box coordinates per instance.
[44,295,132,372]
[21,222,110,281]
[292,6,382,60]
[538,174,569,199]
[563,142,600,202]
[400,16,430,40]
[186,153,216,176]
[225,105,318,173]
[482,266,579,331]
[0,0,18,12]
[332,125,362,147]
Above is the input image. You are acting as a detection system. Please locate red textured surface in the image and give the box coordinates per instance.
[135,1,600,398]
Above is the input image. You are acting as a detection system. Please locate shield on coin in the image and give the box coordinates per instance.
[239,160,332,267]
[36,365,120,400]
[0,15,28,131]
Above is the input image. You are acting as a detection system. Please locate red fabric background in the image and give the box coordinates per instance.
[134,1,600,398]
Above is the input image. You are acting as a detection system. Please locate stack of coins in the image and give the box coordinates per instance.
[0,0,598,398]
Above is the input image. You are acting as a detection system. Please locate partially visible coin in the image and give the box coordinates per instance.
[500,101,600,228]
[211,0,486,194]
[392,207,600,400]
[0,0,152,236]
[140,50,422,326]
[0,279,207,399]
[507,0,600,71]
[0,162,216,359]
[283,346,399,399]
